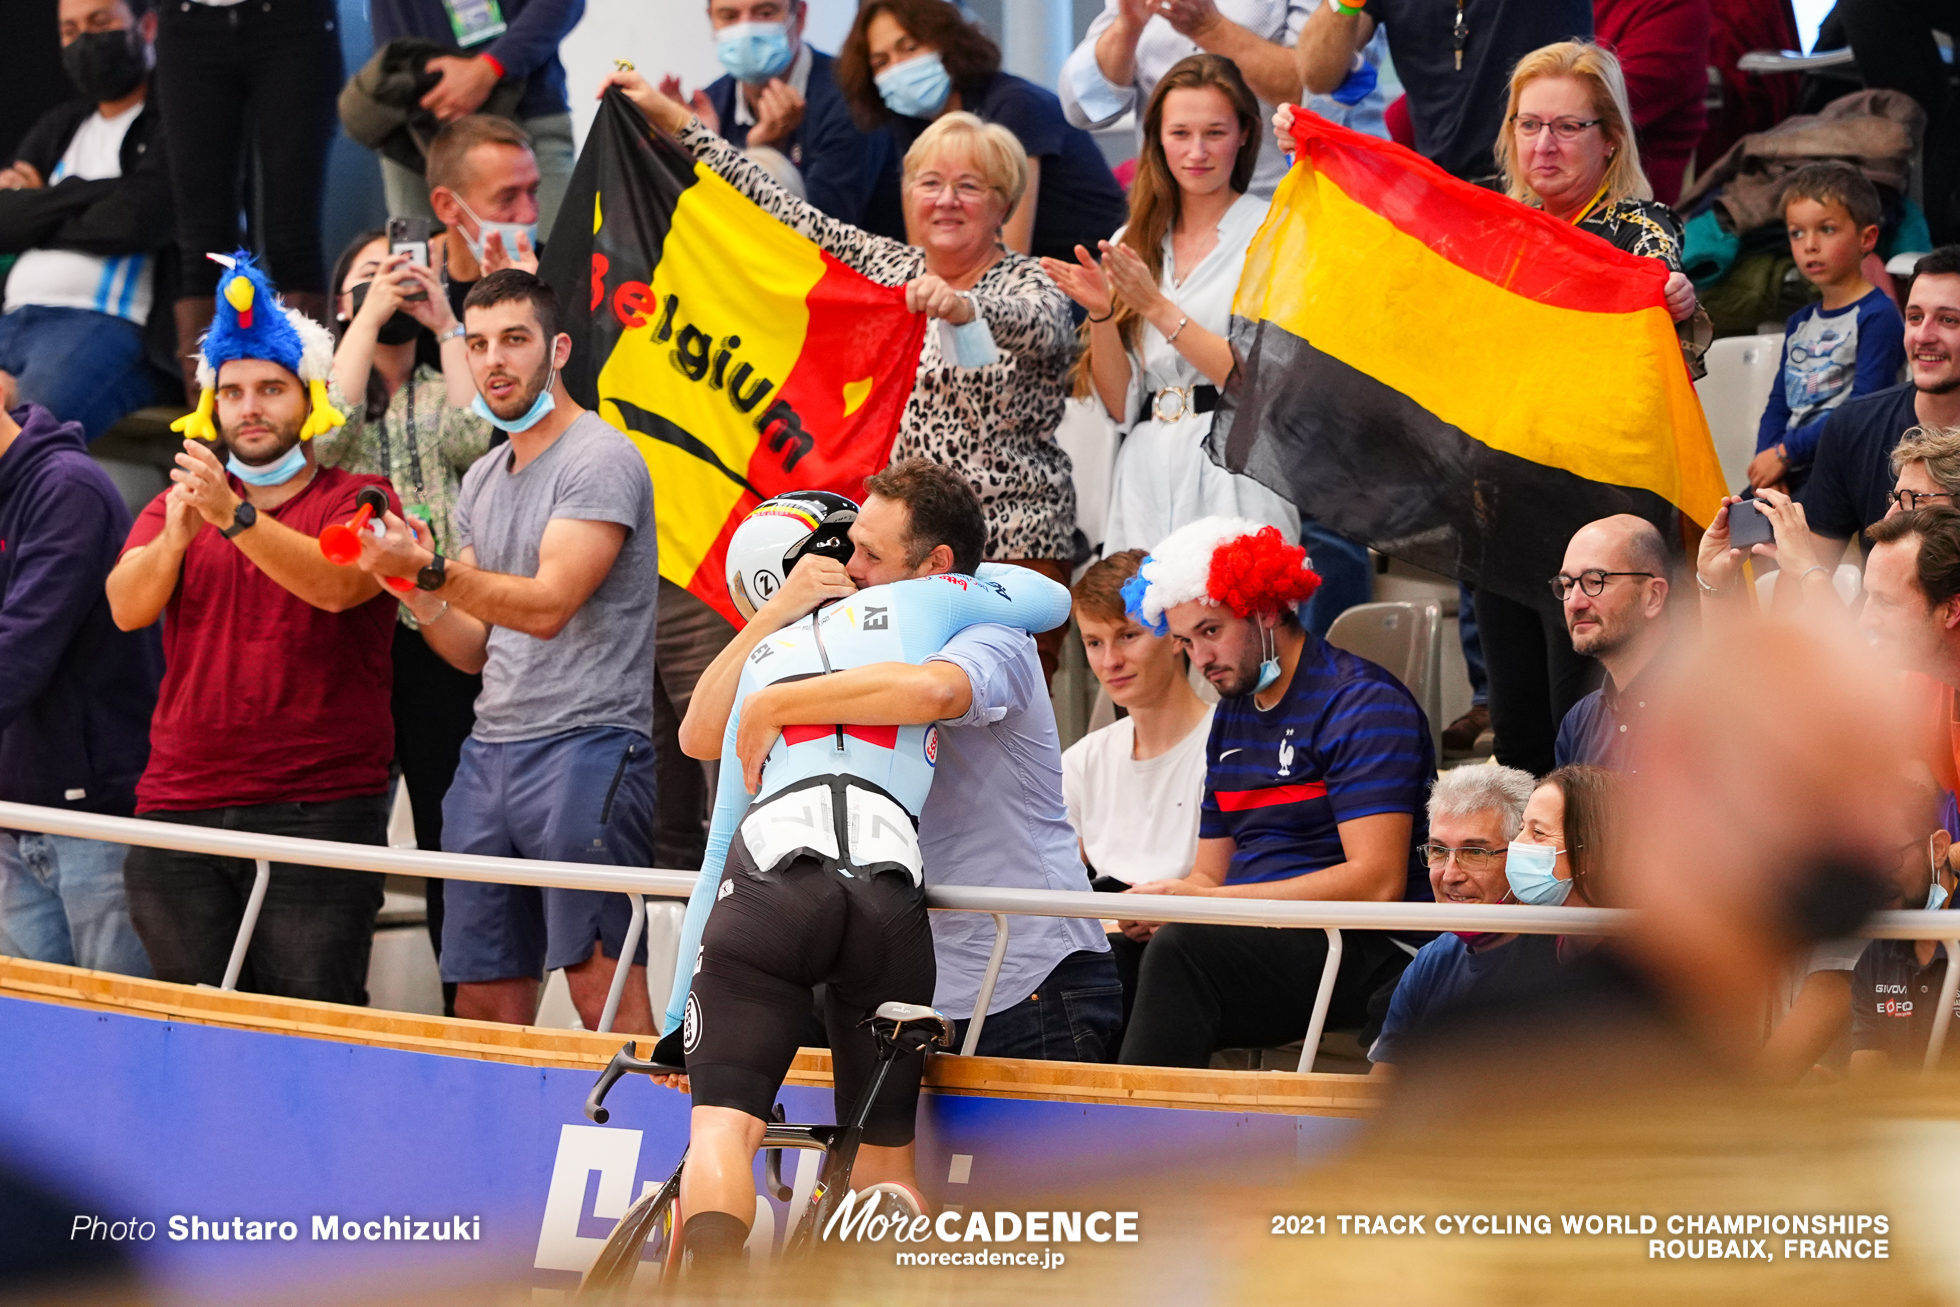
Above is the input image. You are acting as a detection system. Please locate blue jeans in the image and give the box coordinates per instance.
[0,832,152,976]
[951,948,1124,1062]
[0,305,158,440]
[1298,520,1372,639]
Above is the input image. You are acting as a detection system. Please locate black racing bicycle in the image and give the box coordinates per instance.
[575,1001,955,1298]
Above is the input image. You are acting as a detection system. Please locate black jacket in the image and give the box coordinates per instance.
[0,86,180,384]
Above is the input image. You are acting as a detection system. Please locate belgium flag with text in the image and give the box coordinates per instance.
[543,91,926,624]
[1208,114,1726,610]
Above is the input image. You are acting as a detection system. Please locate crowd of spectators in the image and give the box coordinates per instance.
[8,0,1960,1091]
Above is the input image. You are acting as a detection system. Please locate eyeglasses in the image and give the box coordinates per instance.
[1419,844,1507,871]
[1550,569,1658,601]
[1512,116,1604,141]
[912,177,993,204]
[1893,488,1954,513]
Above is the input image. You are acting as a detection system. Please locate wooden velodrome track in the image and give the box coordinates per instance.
[0,956,1378,1119]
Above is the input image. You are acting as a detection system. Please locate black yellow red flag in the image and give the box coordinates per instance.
[1208,113,1726,609]
[542,90,926,623]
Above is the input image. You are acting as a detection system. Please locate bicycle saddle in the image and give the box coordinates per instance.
[870,1002,955,1052]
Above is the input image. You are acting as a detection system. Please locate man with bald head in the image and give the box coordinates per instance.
[1551,515,1672,770]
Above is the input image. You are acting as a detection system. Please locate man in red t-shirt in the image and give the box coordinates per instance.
[106,253,400,1005]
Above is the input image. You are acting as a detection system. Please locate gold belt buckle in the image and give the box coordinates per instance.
[1152,385,1190,423]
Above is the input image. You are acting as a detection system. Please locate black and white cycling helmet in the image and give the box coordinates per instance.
[724,490,859,620]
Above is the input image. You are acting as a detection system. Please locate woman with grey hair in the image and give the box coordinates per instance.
[1368,763,1554,1074]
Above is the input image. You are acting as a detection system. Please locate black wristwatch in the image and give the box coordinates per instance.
[415,552,447,592]
[219,501,257,539]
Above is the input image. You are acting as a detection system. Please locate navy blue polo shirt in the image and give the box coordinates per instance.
[1199,637,1434,898]
[1369,931,1561,1064]
[1554,667,1654,770]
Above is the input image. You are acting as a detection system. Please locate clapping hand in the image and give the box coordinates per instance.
[169,439,242,529]
[1039,244,1115,320]
[1096,240,1166,320]
[747,79,805,148]
[479,228,538,275]
[657,74,719,136]
[1156,0,1223,40]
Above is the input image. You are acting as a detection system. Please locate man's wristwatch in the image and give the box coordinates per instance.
[415,552,447,592]
[220,501,257,539]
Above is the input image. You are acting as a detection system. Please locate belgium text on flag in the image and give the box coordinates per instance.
[1207,113,1726,610]
[542,91,926,623]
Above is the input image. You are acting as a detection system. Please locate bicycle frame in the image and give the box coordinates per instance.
[575,1020,923,1296]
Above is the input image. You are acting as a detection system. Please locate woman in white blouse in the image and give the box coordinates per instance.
[1042,54,1297,555]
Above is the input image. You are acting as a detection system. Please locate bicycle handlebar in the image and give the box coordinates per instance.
[583,1041,686,1124]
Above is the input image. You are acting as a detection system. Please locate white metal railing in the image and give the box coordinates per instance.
[5,800,1959,1072]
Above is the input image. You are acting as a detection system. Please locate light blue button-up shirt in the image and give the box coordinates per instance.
[924,624,1109,1019]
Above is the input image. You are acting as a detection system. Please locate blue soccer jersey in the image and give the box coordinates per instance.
[1198,639,1434,898]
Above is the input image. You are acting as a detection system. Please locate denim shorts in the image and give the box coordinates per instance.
[438,727,655,984]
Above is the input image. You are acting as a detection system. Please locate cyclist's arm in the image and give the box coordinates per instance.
[663,710,750,1034]
[734,661,972,794]
[680,555,856,759]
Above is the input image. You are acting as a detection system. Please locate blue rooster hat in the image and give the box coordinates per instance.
[171,249,343,443]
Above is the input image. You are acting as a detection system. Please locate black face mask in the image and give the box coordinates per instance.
[62,28,148,104]
[348,280,422,346]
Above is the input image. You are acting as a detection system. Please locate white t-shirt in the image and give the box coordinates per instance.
[1062,707,1214,883]
[4,100,153,325]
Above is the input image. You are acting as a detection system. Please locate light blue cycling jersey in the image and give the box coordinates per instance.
[661,564,1072,1034]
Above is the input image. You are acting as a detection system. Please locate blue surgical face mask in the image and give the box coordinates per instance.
[1506,839,1572,906]
[1254,623,1281,692]
[875,50,952,119]
[227,441,308,486]
[454,196,538,268]
[716,20,794,83]
[470,369,558,433]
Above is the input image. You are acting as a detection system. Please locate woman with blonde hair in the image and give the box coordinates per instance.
[1470,42,1710,781]
[1043,54,1298,559]
[601,70,1080,679]
[1498,40,1699,331]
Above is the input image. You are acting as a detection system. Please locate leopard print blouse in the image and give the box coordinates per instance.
[678,119,1078,562]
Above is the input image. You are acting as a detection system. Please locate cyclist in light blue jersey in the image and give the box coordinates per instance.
[649,478,1070,1265]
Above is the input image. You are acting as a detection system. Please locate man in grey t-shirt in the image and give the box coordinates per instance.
[359,271,659,1031]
